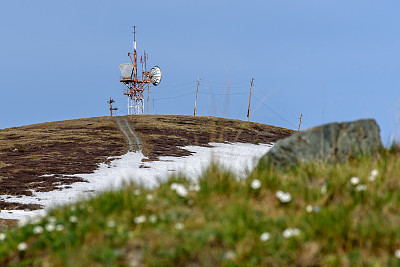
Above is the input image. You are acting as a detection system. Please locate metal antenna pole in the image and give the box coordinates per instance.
[147,85,149,115]
[194,78,200,116]
[107,97,118,116]
[144,51,147,70]
[133,26,137,80]
[247,78,253,122]
[133,26,136,43]
[127,97,130,115]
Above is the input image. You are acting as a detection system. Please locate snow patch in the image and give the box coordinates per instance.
[0,142,272,220]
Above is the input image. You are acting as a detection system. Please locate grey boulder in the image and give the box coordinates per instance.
[260,119,382,168]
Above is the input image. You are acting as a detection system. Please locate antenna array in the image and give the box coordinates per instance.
[119,26,162,115]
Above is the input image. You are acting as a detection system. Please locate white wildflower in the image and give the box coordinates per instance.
[175,222,184,230]
[175,185,188,198]
[371,169,379,177]
[280,194,292,203]
[37,210,48,218]
[134,189,141,196]
[31,216,42,225]
[33,225,43,234]
[48,216,56,224]
[70,205,76,212]
[350,177,360,185]
[224,250,236,260]
[107,220,116,228]
[0,233,6,241]
[69,216,78,223]
[321,183,327,195]
[149,214,157,223]
[56,224,65,231]
[18,217,30,227]
[170,183,189,197]
[395,249,400,259]
[45,223,55,232]
[292,228,301,236]
[355,184,367,192]
[170,183,179,191]
[146,194,153,201]
[276,190,284,198]
[306,205,313,213]
[276,190,292,203]
[17,242,28,251]
[134,215,146,224]
[251,179,261,189]
[260,232,271,242]
[189,184,200,192]
[282,229,293,238]
[282,228,301,238]
[369,169,379,181]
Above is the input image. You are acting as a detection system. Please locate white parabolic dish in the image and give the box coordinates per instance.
[150,66,162,86]
[119,63,134,79]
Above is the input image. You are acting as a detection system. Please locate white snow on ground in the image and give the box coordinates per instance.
[0,142,272,220]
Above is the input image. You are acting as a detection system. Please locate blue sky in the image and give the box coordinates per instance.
[1,1,399,144]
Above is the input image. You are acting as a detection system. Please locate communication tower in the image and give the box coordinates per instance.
[119,26,162,115]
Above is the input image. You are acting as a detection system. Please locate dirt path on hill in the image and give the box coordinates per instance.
[115,117,142,152]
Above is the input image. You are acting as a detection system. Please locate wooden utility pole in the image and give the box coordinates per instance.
[194,78,200,116]
[107,97,118,116]
[298,113,303,131]
[247,77,254,122]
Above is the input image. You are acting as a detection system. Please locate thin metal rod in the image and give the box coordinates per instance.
[127,96,130,115]
[147,85,149,115]
[194,78,199,116]
[247,77,253,122]
[108,97,114,116]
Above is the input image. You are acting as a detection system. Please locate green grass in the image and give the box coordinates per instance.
[2,148,400,266]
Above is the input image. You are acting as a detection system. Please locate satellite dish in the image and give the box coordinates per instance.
[119,63,134,79]
[150,66,162,86]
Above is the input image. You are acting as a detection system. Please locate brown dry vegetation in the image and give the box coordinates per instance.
[0,115,294,228]
[0,117,126,206]
[128,115,294,160]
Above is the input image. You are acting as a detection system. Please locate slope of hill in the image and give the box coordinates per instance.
[1,147,398,266]
[0,115,294,213]
[3,117,398,266]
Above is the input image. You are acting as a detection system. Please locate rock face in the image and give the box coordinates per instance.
[260,119,382,168]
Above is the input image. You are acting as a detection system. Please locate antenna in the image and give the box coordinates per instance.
[133,26,136,51]
[150,66,162,86]
[144,50,147,71]
[119,25,162,115]
[107,97,118,116]
[247,78,253,122]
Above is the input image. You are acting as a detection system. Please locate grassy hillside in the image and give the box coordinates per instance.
[0,115,294,226]
[1,146,400,266]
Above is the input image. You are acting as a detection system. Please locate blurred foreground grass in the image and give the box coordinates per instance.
[2,146,400,266]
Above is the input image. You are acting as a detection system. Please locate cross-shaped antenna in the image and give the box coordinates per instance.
[107,97,118,116]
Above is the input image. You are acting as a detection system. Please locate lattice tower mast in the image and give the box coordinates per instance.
[120,26,151,115]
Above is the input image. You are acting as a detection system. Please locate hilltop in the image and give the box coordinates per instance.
[2,116,400,266]
[0,115,294,213]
